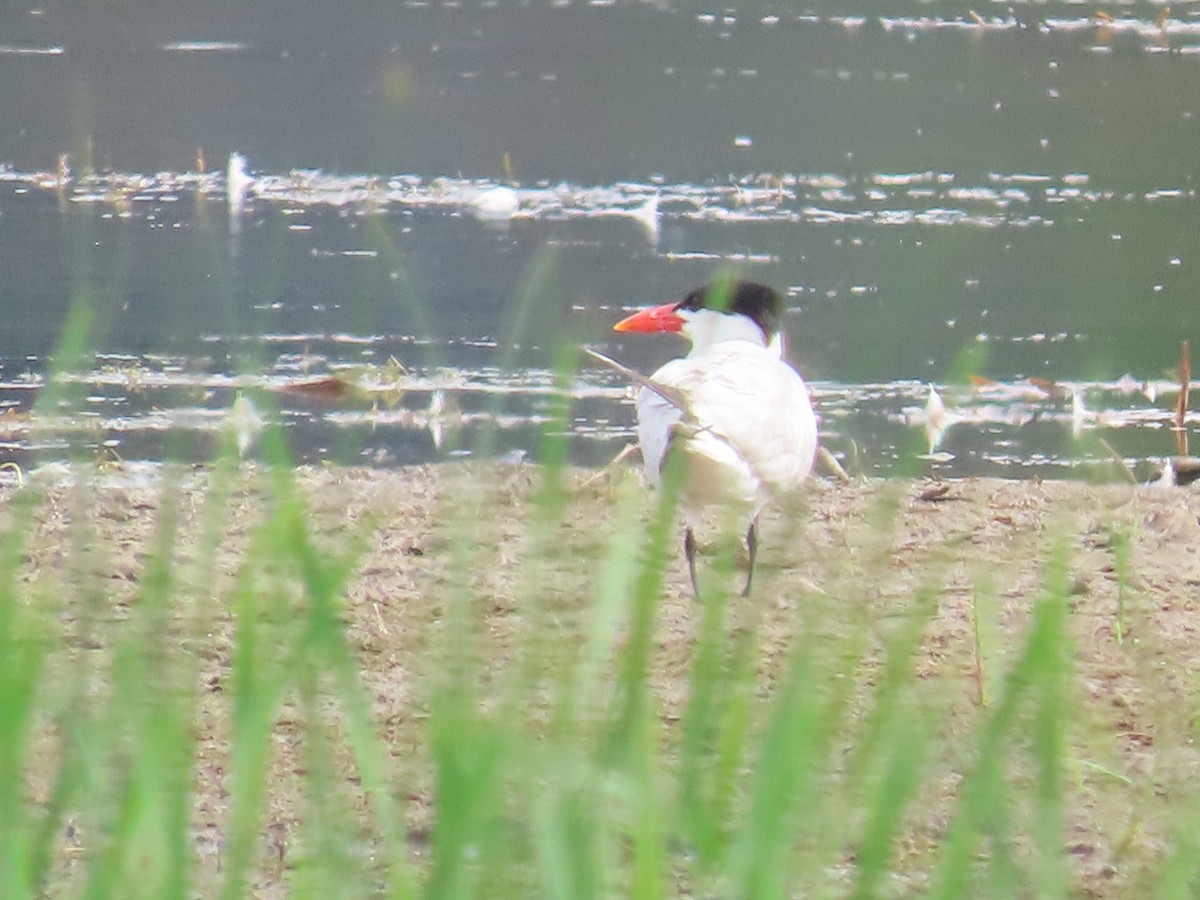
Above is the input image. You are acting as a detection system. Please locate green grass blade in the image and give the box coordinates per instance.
[724,640,822,899]
[601,447,681,768]
[849,722,927,900]
[676,582,731,861]
[0,522,47,899]
[928,549,1072,900]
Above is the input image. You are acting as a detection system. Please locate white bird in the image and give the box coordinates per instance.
[613,280,818,596]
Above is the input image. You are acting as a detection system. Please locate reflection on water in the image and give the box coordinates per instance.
[0,328,1194,480]
[2,0,1200,478]
[0,153,1196,478]
[2,159,1153,231]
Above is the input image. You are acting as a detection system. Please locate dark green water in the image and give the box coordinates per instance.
[1,1,1198,476]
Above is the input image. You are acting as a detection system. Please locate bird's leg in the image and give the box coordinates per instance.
[741,519,759,598]
[684,526,700,599]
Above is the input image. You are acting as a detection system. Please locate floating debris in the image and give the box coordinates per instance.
[905,384,959,453]
[470,184,519,220]
[1071,388,1090,438]
[272,375,354,402]
[227,151,252,218]
[0,160,1185,234]
[228,393,264,459]
[1174,339,1190,455]
[1152,457,1200,488]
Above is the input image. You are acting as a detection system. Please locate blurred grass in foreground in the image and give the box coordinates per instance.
[4,284,1200,899]
[3,419,1200,898]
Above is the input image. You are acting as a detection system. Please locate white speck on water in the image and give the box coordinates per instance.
[0,44,64,55]
[161,41,246,52]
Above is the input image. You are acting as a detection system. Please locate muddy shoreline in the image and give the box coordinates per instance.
[7,462,1200,895]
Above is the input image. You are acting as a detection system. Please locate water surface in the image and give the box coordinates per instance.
[2,1,1198,478]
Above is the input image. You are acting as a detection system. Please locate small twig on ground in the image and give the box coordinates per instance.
[970,588,988,707]
[371,601,390,636]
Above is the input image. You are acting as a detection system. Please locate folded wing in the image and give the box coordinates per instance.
[636,345,817,510]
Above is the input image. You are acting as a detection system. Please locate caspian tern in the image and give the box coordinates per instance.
[613,280,818,597]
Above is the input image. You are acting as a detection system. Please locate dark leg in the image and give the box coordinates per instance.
[684,527,700,598]
[741,519,759,598]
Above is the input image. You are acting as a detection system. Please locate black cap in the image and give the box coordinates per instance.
[676,281,782,343]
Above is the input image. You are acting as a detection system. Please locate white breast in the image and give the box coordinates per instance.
[636,340,817,526]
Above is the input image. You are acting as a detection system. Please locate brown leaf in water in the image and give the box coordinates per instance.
[1028,376,1068,399]
[272,376,351,401]
[0,409,30,433]
[1094,11,1116,46]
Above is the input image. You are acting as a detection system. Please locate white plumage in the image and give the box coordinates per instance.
[636,341,816,517]
[614,281,818,596]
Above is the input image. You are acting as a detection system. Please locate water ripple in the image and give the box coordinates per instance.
[0,347,1190,479]
[3,161,1186,235]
